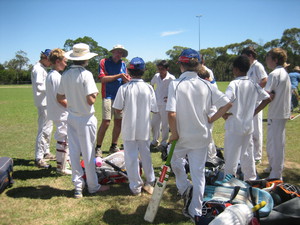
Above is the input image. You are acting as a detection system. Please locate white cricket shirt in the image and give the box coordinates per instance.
[46,70,68,121]
[225,76,270,135]
[113,79,158,141]
[265,66,291,119]
[57,65,98,117]
[166,71,230,149]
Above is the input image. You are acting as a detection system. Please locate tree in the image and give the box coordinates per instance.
[63,36,109,80]
[4,50,30,84]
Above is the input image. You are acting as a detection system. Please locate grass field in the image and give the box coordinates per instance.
[0,83,299,225]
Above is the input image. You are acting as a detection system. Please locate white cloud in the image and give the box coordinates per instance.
[160,30,184,37]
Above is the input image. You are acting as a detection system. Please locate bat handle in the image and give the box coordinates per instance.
[252,201,266,212]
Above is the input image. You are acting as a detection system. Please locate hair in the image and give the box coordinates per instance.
[128,69,144,77]
[233,55,250,73]
[156,60,169,69]
[73,60,88,67]
[241,46,257,59]
[179,58,200,72]
[266,48,287,66]
[197,65,210,79]
[49,48,65,64]
[40,53,48,60]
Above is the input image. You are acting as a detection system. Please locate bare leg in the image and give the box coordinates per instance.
[96,120,110,146]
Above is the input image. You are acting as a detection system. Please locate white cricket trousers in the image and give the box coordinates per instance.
[123,140,155,194]
[252,110,263,161]
[171,147,207,217]
[207,124,217,161]
[224,130,256,181]
[53,120,69,170]
[35,106,53,160]
[151,105,169,147]
[67,114,100,193]
[267,118,287,180]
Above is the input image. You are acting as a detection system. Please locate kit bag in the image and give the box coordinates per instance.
[0,157,14,194]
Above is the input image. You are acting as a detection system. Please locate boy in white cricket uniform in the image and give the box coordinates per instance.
[264,48,291,180]
[113,57,158,195]
[167,49,232,223]
[241,47,268,164]
[57,43,109,198]
[46,48,71,175]
[197,68,218,161]
[223,56,270,181]
[150,60,175,151]
[31,49,55,168]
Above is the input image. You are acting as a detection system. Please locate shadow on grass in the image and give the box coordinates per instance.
[13,168,57,180]
[5,185,73,199]
[102,205,188,225]
[12,158,33,167]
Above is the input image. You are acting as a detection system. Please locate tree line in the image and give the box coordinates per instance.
[0,27,299,84]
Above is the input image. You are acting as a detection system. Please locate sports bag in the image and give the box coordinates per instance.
[0,157,14,194]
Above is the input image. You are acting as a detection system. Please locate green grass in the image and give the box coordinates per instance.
[0,83,299,225]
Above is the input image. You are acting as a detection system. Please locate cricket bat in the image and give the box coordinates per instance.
[144,140,177,223]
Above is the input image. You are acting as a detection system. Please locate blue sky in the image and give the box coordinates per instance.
[0,0,299,65]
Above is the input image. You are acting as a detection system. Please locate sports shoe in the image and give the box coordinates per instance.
[95,147,103,157]
[150,143,158,152]
[142,183,154,195]
[44,153,56,161]
[182,185,193,218]
[109,145,120,154]
[57,168,72,175]
[74,189,83,199]
[35,159,51,169]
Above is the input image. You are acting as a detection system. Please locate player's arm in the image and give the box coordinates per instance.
[56,94,67,108]
[254,92,274,116]
[208,102,232,123]
[99,73,130,83]
[259,77,267,88]
[86,92,98,106]
[168,111,179,142]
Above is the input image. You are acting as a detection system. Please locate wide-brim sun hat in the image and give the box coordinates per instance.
[65,43,98,61]
[110,44,128,58]
[293,66,300,72]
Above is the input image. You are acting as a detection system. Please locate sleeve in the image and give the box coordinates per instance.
[150,74,156,86]
[256,63,268,80]
[211,85,230,109]
[149,85,158,113]
[257,86,270,102]
[225,81,236,102]
[98,59,107,78]
[57,78,65,95]
[166,81,176,112]
[85,72,99,96]
[264,73,275,92]
[112,86,124,110]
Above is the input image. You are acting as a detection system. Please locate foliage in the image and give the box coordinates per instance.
[63,36,110,80]
[0,28,299,84]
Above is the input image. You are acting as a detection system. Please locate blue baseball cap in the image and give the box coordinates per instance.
[129,57,145,70]
[178,48,201,63]
[41,49,51,57]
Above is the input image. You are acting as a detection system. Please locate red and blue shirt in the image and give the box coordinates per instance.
[99,57,127,99]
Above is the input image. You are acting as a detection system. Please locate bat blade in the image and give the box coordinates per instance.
[144,140,177,223]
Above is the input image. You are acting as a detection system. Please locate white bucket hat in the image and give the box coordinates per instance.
[65,43,98,61]
[110,44,128,58]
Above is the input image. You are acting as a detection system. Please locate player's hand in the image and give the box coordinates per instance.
[169,133,179,142]
[222,113,232,120]
[120,73,131,83]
